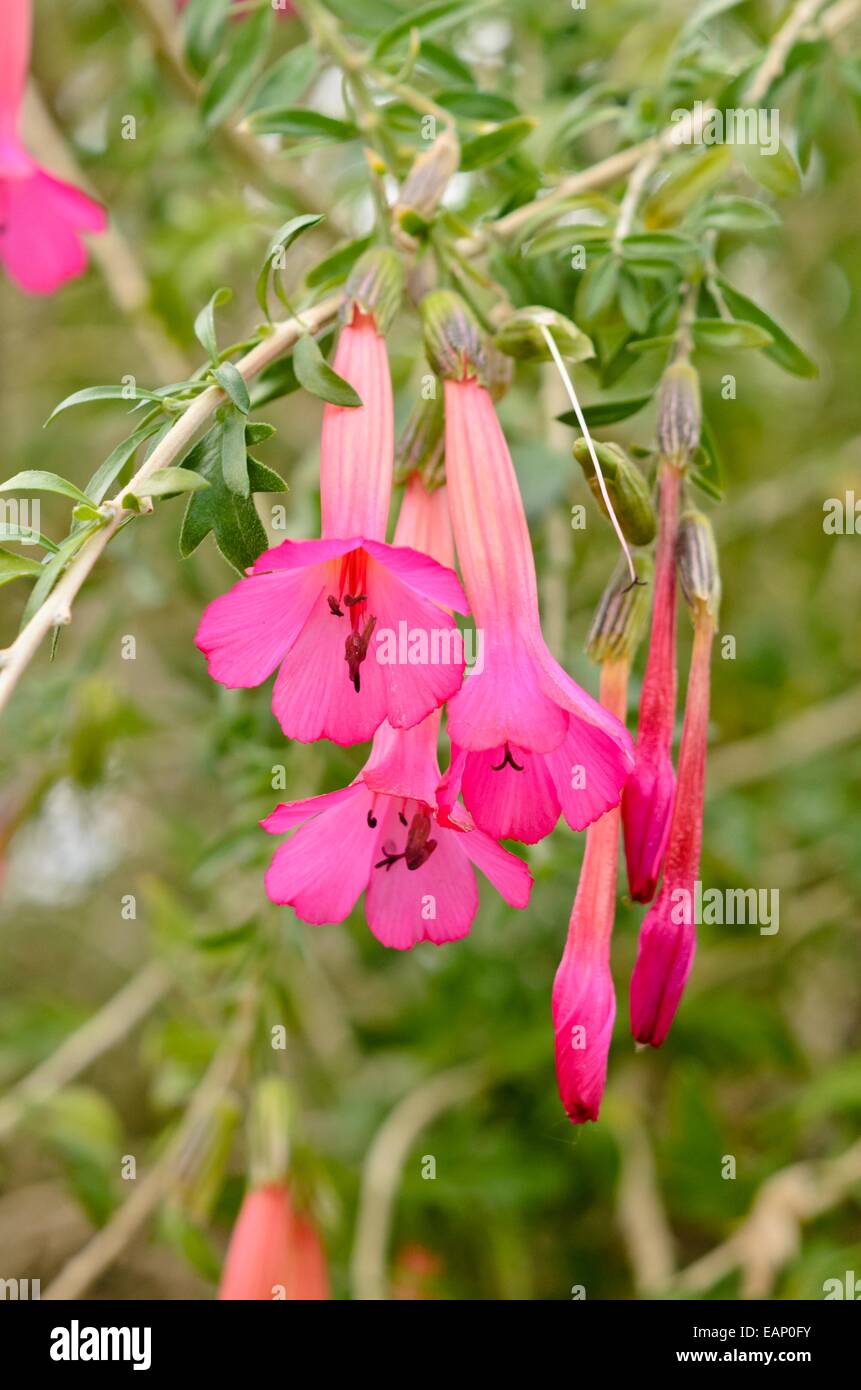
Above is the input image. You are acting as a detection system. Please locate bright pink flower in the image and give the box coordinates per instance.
[436,372,633,844]
[552,660,627,1124]
[0,0,106,295]
[630,615,714,1046]
[622,465,680,901]
[219,1183,329,1301]
[195,305,469,745]
[262,477,532,948]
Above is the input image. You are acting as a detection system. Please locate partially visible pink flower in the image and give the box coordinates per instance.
[0,0,106,295]
[262,476,532,947]
[622,464,680,901]
[219,1183,329,1301]
[431,357,633,844]
[553,659,627,1124]
[196,291,469,745]
[630,609,715,1046]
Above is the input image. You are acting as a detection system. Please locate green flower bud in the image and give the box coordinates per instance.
[394,393,445,488]
[656,361,701,466]
[573,437,657,546]
[493,306,594,364]
[393,128,460,244]
[342,248,404,334]
[420,289,486,382]
[677,509,721,621]
[586,554,654,665]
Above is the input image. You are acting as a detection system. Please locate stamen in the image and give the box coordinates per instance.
[375,840,404,872]
[345,615,377,693]
[404,810,438,871]
[491,742,525,773]
[344,593,367,607]
[367,810,378,828]
[327,595,344,617]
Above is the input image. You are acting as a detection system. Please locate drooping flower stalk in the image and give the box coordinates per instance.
[196,251,469,746]
[219,1079,329,1301]
[553,563,651,1123]
[622,361,701,902]
[630,511,719,1046]
[420,291,634,845]
[0,0,106,294]
[263,474,532,948]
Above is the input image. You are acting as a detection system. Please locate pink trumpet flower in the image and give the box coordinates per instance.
[0,0,106,295]
[262,476,532,949]
[219,1183,329,1301]
[621,464,680,902]
[196,259,469,745]
[630,512,718,1046]
[552,659,627,1124]
[421,294,633,844]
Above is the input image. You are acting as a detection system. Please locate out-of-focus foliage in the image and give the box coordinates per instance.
[1,0,860,1300]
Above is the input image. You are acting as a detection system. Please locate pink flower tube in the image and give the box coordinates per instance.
[0,0,106,294]
[219,1183,329,1301]
[621,463,679,902]
[196,254,469,745]
[420,292,634,845]
[630,547,716,1048]
[262,475,532,948]
[552,659,627,1124]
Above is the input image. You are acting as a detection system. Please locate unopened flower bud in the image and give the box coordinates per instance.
[573,437,657,546]
[493,306,594,364]
[656,361,701,466]
[420,289,486,382]
[677,509,720,621]
[249,1077,294,1189]
[586,554,653,665]
[394,393,445,487]
[342,247,404,334]
[393,128,460,244]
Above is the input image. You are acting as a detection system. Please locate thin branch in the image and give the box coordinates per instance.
[0,962,171,1143]
[746,0,830,105]
[350,1063,485,1300]
[0,293,341,718]
[43,981,258,1301]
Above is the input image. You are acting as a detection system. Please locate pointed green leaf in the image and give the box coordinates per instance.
[0,522,58,552]
[246,43,318,114]
[692,317,773,351]
[179,426,287,573]
[183,0,231,78]
[293,333,361,407]
[735,140,802,198]
[136,468,210,500]
[460,117,535,171]
[698,196,780,232]
[0,548,44,587]
[84,419,166,503]
[557,394,653,428]
[45,385,168,423]
[256,213,324,320]
[201,2,272,130]
[221,409,250,497]
[0,471,91,507]
[716,278,817,378]
[194,287,233,363]
[306,235,373,290]
[212,362,250,414]
[245,108,357,141]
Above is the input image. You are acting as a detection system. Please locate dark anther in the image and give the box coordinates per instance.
[491,742,525,773]
[374,839,404,872]
[367,810,378,828]
[621,575,647,595]
[403,811,438,871]
[345,616,377,693]
[398,811,408,826]
[344,593,367,607]
[327,594,344,617]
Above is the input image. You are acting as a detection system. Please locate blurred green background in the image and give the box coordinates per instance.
[1,0,860,1300]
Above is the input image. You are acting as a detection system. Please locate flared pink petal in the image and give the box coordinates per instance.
[264,783,377,923]
[1,166,105,294]
[261,784,361,834]
[362,539,468,613]
[460,744,560,844]
[545,715,634,832]
[364,802,477,949]
[363,715,442,808]
[195,567,322,688]
[320,314,393,541]
[445,637,568,754]
[250,535,359,576]
[366,555,466,730]
[458,828,532,908]
[533,637,635,760]
[271,591,388,744]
